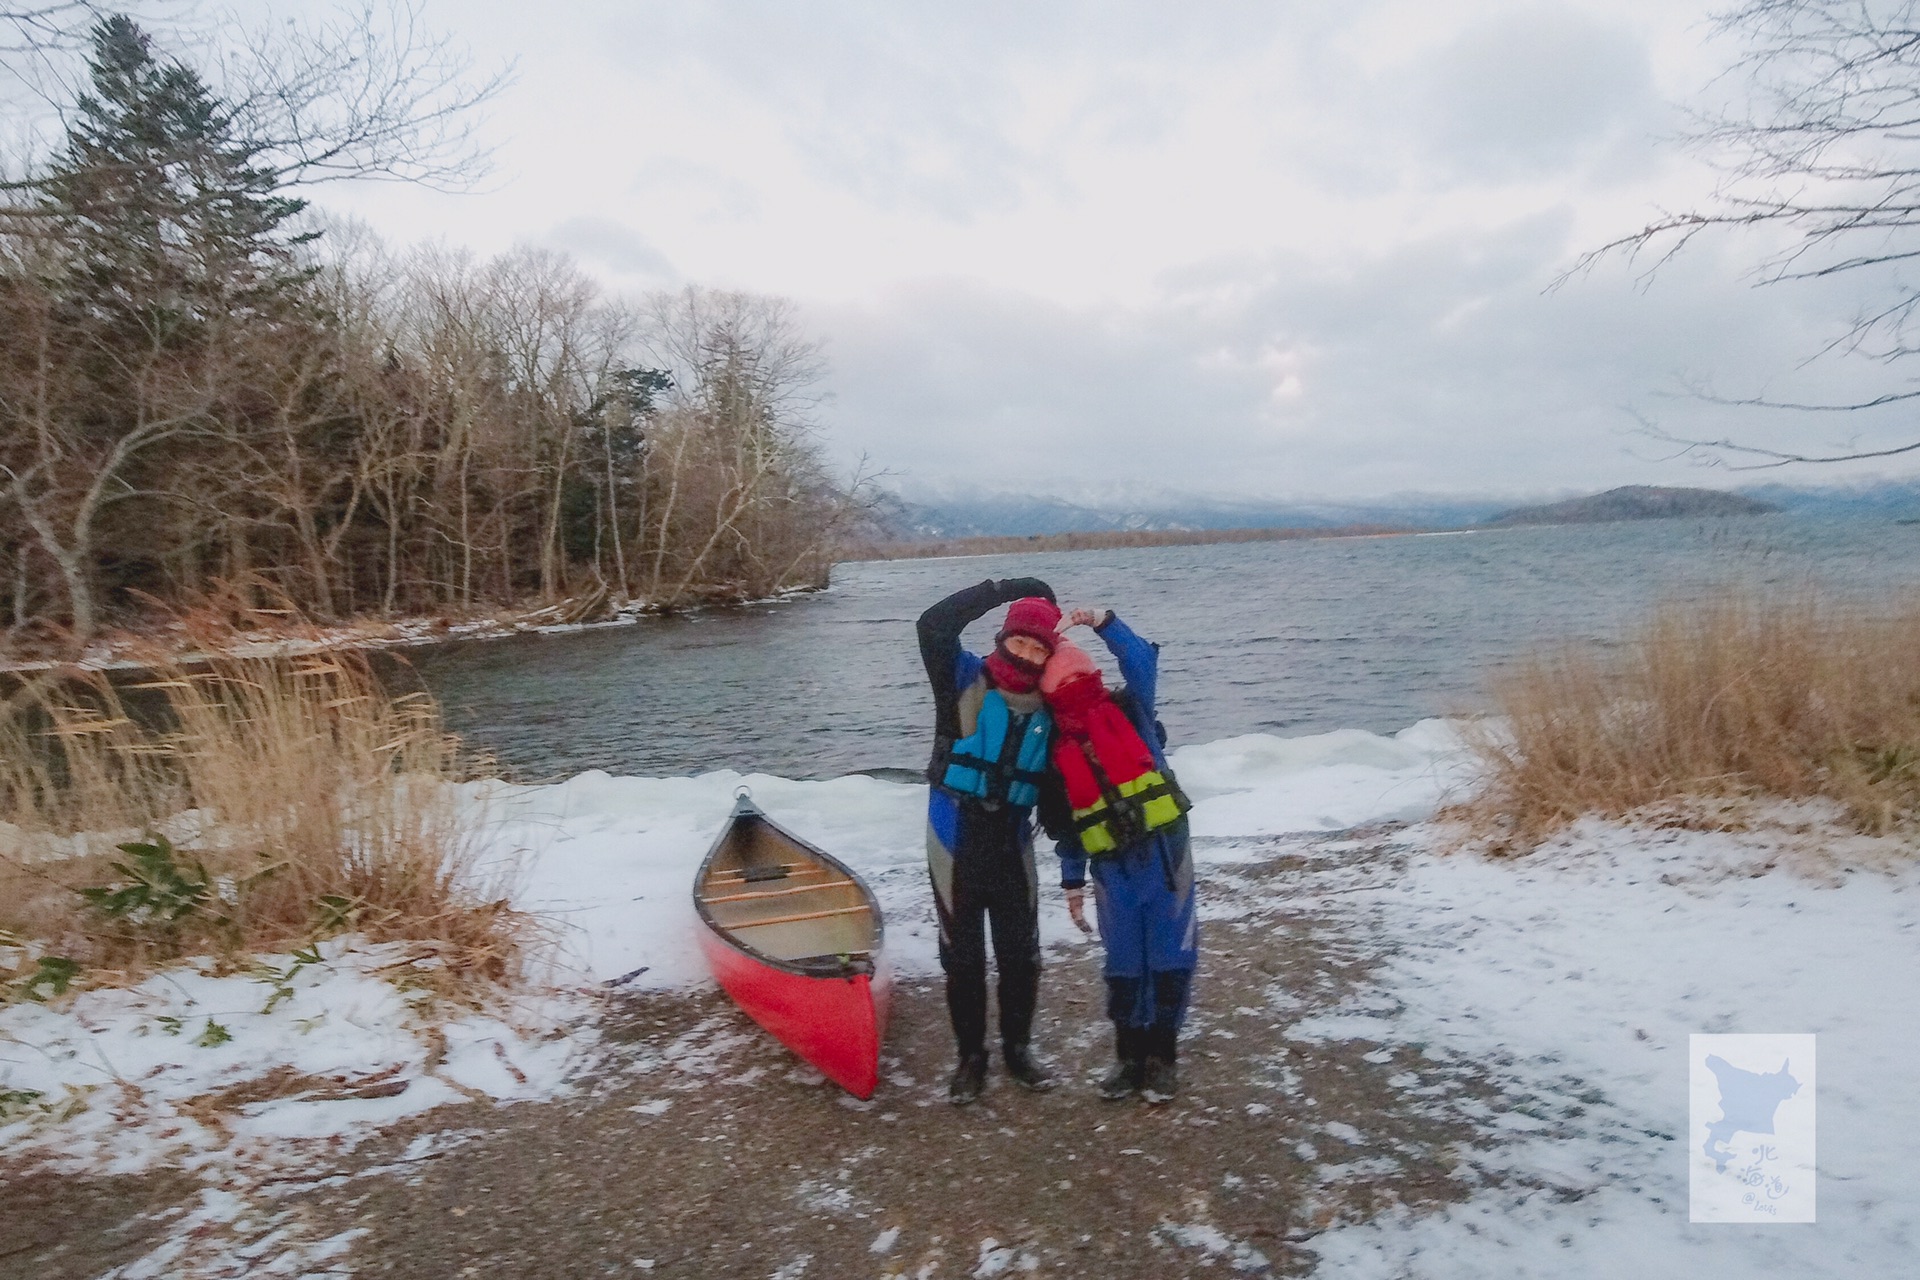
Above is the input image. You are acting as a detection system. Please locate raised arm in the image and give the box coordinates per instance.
[1091,612,1159,721]
[917,577,1054,733]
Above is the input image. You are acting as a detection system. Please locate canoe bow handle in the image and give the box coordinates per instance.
[731,785,759,816]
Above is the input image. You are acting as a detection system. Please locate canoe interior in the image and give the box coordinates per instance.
[698,814,878,965]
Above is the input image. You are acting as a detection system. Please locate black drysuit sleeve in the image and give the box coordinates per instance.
[1034,772,1081,886]
[916,576,1054,742]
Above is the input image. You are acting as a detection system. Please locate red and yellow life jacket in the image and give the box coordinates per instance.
[1045,670,1189,855]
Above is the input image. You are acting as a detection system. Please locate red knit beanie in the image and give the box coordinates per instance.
[998,596,1062,651]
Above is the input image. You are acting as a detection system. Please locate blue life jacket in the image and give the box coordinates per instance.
[939,688,1053,809]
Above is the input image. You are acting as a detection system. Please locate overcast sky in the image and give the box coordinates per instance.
[225,3,1920,499]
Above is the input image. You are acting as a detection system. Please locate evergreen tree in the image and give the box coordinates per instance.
[39,15,314,344]
[1,16,323,639]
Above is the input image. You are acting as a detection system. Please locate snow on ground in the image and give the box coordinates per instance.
[1176,719,1477,837]
[1286,814,1920,1277]
[0,718,1470,1180]
[0,936,581,1177]
[489,717,1478,986]
[1,936,589,1276]
[8,712,1918,1276]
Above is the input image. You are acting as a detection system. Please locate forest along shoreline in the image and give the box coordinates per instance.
[0,582,824,675]
[3,18,867,671]
[0,521,1410,673]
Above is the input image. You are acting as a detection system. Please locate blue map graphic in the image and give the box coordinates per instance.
[1702,1055,1800,1173]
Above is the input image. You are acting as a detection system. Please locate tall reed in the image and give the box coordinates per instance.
[0,647,525,986]
[1462,592,1920,850]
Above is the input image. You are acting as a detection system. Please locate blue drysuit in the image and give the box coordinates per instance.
[1044,614,1198,1037]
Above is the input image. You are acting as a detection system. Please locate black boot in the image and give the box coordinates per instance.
[1097,1025,1144,1101]
[948,1059,990,1105]
[948,1052,989,1105]
[1004,1042,1056,1092]
[1140,1024,1178,1105]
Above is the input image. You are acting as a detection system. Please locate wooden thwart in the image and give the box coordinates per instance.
[703,879,856,905]
[731,903,874,929]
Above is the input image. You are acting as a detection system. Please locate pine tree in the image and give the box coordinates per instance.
[1,17,323,640]
[39,15,314,345]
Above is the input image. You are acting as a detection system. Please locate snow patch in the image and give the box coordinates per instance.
[972,1237,1039,1276]
[0,936,586,1177]
[1291,818,1920,1277]
[1175,719,1475,836]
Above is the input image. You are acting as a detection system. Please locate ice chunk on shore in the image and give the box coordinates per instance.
[1174,718,1476,836]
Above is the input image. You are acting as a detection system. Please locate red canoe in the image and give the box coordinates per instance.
[693,792,890,1098]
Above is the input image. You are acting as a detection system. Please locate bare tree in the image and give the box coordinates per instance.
[3,1,505,205]
[215,1,508,191]
[1575,0,1920,467]
[639,287,835,605]
[2,28,851,651]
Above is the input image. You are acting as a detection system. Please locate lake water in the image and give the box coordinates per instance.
[407,515,1920,781]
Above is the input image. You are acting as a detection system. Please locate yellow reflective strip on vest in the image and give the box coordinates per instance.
[1141,793,1182,828]
[1070,770,1182,855]
[1071,799,1117,854]
[1117,770,1182,832]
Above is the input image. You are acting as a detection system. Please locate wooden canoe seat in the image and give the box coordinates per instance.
[704,861,829,884]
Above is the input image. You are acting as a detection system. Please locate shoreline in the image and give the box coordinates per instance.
[0,585,825,676]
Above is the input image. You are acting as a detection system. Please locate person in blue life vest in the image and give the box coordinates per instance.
[918,578,1063,1105]
[1037,606,1197,1104]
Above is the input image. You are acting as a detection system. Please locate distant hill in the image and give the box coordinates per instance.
[865,478,1920,545]
[879,489,1508,539]
[846,523,1415,562]
[1735,477,1920,519]
[1485,486,1778,527]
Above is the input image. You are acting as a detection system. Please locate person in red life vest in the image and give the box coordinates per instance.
[917,579,1063,1105]
[1037,608,1197,1103]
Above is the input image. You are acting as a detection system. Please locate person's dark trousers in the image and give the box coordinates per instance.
[1105,971,1193,1057]
[933,810,1041,1059]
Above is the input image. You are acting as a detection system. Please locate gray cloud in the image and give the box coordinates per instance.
[1411,8,1660,180]
[544,216,678,284]
[596,1,1313,219]
[818,217,1910,499]
[628,158,763,223]
[305,1,1920,500]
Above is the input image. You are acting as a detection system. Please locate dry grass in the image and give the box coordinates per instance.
[1459,592,1920,852]
[0,642,529,993]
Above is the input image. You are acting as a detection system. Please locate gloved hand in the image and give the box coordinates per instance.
[1065,887,1093,935]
